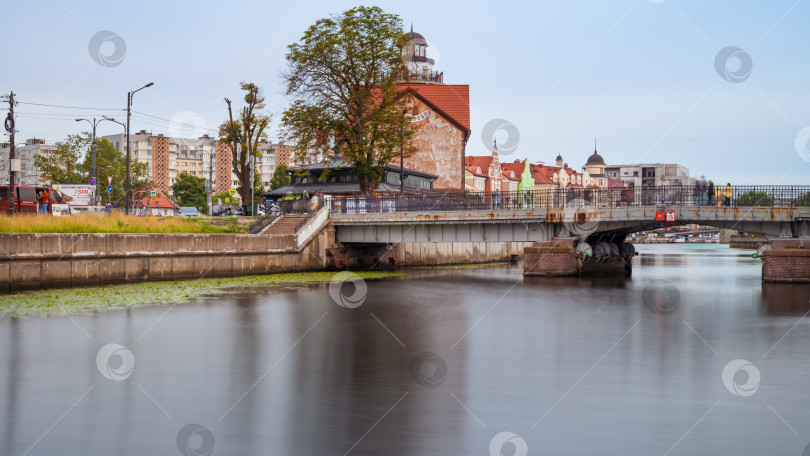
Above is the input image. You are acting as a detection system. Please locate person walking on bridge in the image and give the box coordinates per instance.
[723,183,732,207]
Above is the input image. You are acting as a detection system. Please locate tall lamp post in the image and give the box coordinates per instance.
[75,117,115,206]
[126,82,154,214]
[102,116,126,207]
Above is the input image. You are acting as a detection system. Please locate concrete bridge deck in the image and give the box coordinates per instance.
[330,206,810,243]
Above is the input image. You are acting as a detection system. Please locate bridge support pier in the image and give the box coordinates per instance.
[524,238,633,277]
[762,239,810,283]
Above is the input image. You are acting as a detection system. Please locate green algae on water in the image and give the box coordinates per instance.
[0,271,402,319]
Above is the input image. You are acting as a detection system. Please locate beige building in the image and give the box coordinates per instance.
[605,163,690,187]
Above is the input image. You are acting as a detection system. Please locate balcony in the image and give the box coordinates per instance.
[400,69,443,84]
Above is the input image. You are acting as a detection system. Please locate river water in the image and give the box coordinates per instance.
[1,244,809,456]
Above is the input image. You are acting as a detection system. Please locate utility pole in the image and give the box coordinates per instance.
[4,92,17,214]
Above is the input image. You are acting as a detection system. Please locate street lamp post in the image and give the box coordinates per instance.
[400,109,407,194]
[102,116,126,207]
[75,117,110,206]
[126,82,154,214]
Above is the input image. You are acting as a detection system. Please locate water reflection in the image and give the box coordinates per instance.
[1,245,810,455]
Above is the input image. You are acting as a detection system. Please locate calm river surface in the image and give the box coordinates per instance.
[1,244,810,455]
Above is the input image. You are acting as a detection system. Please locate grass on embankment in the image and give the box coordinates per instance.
[0,271,402,319]
[0,213,248,233]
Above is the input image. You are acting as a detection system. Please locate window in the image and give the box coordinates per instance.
[301,177,308,184]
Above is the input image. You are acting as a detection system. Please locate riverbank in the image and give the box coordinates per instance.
[0,270,401,318]
[0,213,248,233]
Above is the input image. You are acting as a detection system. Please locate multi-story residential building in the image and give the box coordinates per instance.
[0,138,53,186]
[104,131,242,195]
[605,163,690,187]
[257,140,291,188]
[103,132,294,197]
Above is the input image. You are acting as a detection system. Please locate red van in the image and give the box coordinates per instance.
[0,185,71,214]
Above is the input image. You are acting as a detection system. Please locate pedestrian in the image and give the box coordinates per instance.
[707,180,715,206]
[693,179,703,206]
[724,182,732,207]
[40,188,51,215]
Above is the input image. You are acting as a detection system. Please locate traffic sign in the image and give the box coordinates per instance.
[229,189,236,196]
[89,177,96,186]
[107,185,113,194]
[107,176,113,185]
[150,190,157,198]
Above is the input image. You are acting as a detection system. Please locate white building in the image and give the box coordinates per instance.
[0,138,53,186]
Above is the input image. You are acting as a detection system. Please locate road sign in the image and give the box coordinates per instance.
[107,176,113,185]
[107,185,113,194]
[150,190,157,198]
[656,211,676,221]
[89,177,96,186]
[229,189,236,196]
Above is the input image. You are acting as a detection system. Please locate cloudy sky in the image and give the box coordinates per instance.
[3,0,809,184]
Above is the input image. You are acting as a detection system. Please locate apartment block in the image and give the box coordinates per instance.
[0,138,53,186]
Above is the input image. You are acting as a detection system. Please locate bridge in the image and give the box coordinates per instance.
[329,186,810,243]
[326,186,810,281]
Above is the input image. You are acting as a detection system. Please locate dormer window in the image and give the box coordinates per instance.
[553,174,558,182]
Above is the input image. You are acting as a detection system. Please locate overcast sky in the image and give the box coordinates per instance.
[3,0,809,184]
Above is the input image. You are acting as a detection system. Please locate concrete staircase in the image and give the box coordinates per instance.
[260,214,308,235]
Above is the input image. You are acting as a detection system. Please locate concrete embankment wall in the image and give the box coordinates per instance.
[0,231,332,292]
[396,242,533,265]
[729,235,768,249]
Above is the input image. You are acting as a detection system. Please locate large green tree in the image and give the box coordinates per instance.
[34,133,88,184]
[35,134,150,205]
[281,5,417,192]
[172,173,208,213]
[270,163,291,190]
[219,82,271,205]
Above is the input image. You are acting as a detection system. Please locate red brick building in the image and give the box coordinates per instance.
[396,28,470,192]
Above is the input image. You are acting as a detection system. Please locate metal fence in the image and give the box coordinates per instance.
[328,186,810,214]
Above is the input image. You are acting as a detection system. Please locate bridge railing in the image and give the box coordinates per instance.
[328,186,810,214]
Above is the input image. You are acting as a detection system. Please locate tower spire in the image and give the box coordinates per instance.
[594,138,597,152]
[410,22,414,35]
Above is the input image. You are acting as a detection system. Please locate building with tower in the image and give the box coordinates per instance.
[396,26,470,191]
[583,143,608,188]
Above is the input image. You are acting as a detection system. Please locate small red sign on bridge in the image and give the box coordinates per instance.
[656,211,676,221]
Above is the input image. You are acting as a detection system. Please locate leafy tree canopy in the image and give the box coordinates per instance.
[270,163,291,190]
[172,173,208,213]
[281,5,418,192]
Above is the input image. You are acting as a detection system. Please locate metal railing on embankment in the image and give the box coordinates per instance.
[328,186,810,214]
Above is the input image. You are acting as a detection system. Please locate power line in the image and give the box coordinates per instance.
[17,101,125,111]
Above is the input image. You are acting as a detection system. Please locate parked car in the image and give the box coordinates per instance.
[178,207,200,217]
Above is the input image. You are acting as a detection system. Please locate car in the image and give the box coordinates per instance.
[178,207,200,217]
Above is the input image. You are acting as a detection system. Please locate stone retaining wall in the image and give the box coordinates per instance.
[0,232,329,292]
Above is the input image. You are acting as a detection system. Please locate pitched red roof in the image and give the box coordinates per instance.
[398,84,470,131]
[137,195,178,209]
[608,177,628,188]
[500,160,526,178]
[465,155,494,171]
[465,166,487,177]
